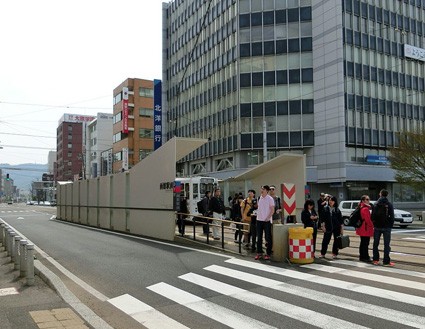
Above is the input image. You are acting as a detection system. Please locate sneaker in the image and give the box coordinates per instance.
[213,237,220,240]
[255,254,262,260]
[383,262,395,267]
[319,254,325,258]
[264,255,270,260]
[332,254,338,260]
[234,239,238,243]
[372,260,379,266]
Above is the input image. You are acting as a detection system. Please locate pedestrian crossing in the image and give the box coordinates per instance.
[0,210,34,213]
[106,258,425,329]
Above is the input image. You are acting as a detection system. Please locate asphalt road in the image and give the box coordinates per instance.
[1,203,425,329]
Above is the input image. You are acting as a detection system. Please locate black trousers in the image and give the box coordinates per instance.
[321,229,340,256]
[359,236,371,260]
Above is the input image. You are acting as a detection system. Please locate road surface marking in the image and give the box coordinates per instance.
[301,263,425,291]
[393,229,425,234]
[403,237,425,242]
[204,264,425,329]
[147,282,277,329]
[180,272,369,329]
[225,258,425,307]
[108,294,189,329]
[0,287,19,296]
[331,259,425,278]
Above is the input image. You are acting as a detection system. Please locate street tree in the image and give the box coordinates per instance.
[389,128,425,189]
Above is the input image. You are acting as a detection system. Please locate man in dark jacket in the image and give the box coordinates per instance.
[198,191,211,235]
[317,193,327,228]
[209,188,226,240]
[372,189,395,266]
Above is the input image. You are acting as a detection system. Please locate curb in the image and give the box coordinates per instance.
[34,259,113,329]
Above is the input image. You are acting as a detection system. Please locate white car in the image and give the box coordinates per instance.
[338,200,413,228]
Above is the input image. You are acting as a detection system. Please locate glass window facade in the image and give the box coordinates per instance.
[343,0,425,159]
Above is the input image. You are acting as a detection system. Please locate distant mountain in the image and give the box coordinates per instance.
[0,163,48,192]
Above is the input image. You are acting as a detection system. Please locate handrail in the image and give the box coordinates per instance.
[176,212,250,253]
[57,204,173,211]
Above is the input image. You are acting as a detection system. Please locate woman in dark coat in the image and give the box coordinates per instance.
[301,199,318,253]
[319,195,344,259]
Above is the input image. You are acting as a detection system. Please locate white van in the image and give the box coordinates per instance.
[338,200,413,228]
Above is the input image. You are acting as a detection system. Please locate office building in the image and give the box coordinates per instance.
[47,151,56,174]
[162,0,425,208]
[112,78,156,173]
[86,113,114,178]
[56,113,96,181]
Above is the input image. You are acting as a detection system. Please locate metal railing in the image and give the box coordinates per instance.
[0,220,34,286]
[176,213,250,254]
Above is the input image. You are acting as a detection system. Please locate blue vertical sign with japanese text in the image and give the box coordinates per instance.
[154,79,162,150]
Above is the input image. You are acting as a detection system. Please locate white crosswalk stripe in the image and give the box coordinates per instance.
[108,294,190,329]
[108,258,425,329]
[301,263,425,291]
[225,258,425,307]
[179,272,369,329]
[331,259,425,279]
[147,282,277,329]
[203,264,425,329]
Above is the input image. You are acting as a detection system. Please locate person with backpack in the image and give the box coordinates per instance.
[319,195,344,259]
[372,189,395,266]
[355,195,374,263]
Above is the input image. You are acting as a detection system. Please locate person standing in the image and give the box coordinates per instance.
[372,189,395,266]
[356,195,374,262]
[255,185,275,260]
[269,185,282,224]
[301,199,318,253]
[241,190,257,251]
[317,193,327,228]
[177,196,188,236]
[232,194,244,243]
[319,195,344,259]
[200,191,211,235]
[209,188,226,240]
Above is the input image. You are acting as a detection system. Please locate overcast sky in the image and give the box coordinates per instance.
[0,0,165,165]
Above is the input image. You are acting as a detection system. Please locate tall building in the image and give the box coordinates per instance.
[47,151,56,174]
[163,0,425,208]
[86,113,113,178]
[56,114,96,181]
[112,78,157,173]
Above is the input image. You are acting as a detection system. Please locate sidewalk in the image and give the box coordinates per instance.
[0,248,90,329]
[176,219,425,267]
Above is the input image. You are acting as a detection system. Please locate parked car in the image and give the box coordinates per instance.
[338,200,413,228]
[26,200,35,205]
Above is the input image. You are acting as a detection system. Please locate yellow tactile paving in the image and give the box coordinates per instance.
[30,308,89,329]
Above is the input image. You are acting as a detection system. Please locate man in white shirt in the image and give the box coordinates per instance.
[255,185,275,260]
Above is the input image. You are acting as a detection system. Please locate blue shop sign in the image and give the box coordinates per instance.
[366,155,389,164]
